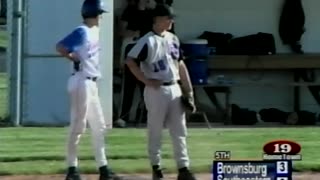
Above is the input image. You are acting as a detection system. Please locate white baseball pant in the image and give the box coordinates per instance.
[66,73,108,168]
[144,83,190,169]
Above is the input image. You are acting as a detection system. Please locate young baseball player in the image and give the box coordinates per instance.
[56,0,121,180]
[125,4,197,180]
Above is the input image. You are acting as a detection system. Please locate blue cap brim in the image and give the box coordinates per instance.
[100,2,109,13]
[100,9,109,13]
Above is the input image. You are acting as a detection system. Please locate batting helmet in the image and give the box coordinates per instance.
[81,0,108,18]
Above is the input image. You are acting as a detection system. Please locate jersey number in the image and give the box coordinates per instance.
[153,60,166,72]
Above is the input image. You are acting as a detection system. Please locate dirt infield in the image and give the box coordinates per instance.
[1,173,320,180]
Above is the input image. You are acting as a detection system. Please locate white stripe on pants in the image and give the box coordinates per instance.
[144,84,190,169]
[66,73,108,168]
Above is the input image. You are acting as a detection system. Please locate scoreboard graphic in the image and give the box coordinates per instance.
[212,160,292,180]
[212,140,301,180]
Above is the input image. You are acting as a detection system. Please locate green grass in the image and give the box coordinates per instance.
[0,72,8,119]
[0,127,319,175]
[0,30,7,49]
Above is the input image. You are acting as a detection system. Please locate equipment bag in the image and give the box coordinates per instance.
[226,32,276,55]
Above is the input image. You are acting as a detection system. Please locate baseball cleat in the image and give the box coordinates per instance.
[152,169,164,180]
[99,166,123,180]
[65,167,82,180]
[177,168,196,180]
[152,165,164,180]
[99,173,123,180]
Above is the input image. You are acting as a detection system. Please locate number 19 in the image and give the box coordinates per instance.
[274,144,292,153]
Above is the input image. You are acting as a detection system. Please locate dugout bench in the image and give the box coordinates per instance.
[193,54,320,127]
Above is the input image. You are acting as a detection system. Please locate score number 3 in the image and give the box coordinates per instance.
[153,60,167,72]
[277,161,288,174]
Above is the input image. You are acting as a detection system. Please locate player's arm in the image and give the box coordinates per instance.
[125,43,149,84]
[56,45,78,62]
[178,49,193,96]
[179,60,193,95]
[56,28,86,62]
[126,42,161,87]
[126,58,148,84]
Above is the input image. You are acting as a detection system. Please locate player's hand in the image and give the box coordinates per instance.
[145,79,162,89]
[181,92,196,113]
[69,53,80,62]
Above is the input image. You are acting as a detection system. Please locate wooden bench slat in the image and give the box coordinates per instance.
[207,54,320,69]
[194,82,320,87]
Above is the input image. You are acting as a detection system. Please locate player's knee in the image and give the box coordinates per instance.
[70,125,87,135]
[91,126,107,136]
[68,131,84,144]
[70,130,85,137]
[169,125,187,137]
[101,126,107,134]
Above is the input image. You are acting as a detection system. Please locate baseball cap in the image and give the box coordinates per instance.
[98,1,109,13]
[82,0,109,16]
[152,4,176,19]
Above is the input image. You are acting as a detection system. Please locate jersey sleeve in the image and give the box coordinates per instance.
[173,35,184,61]
[127,39,148,62]
[178,48,185,61]
[57,27,86,53]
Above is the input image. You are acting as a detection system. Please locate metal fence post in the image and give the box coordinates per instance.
[10,0,24,126]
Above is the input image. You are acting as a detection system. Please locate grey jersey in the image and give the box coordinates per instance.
[127,31,183,82]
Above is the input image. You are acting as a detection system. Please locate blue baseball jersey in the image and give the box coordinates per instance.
[57,25,101,78]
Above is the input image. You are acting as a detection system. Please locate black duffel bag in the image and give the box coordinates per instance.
[226,32,276,55]
[198,31,233,55]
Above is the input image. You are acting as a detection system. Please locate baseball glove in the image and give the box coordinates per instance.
[181,93,196,113]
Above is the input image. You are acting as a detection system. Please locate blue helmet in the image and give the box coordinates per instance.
[81,0,108,18]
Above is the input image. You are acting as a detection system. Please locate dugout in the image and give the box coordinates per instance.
[7,0,320,127]
[113,0,320,126]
